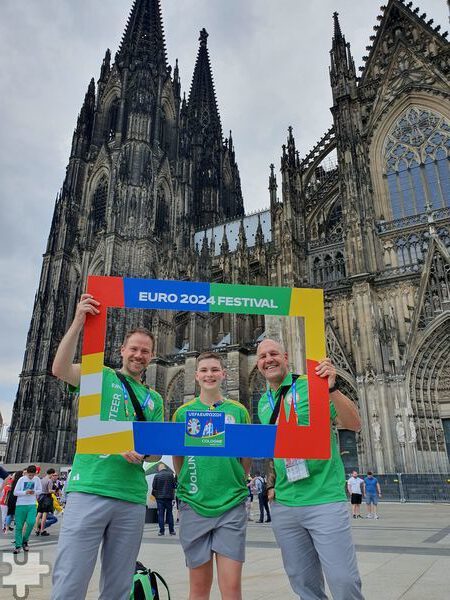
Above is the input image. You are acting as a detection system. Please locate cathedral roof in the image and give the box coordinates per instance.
[187,28,222,137]
[194,209,272,255]
[116,0,167,70]
[358,0,449,84]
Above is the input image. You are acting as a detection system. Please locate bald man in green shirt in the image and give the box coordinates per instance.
[257,338,364,600]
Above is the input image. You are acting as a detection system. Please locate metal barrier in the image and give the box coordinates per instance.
[372,473,450,503]
[255,465,450,503]
[372,473,402,501]
[400,474,450,503]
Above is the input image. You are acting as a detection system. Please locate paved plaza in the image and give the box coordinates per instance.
[0,503,449,599]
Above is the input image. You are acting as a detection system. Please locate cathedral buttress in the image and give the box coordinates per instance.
[273,128,306,288]
[330,12,382,277]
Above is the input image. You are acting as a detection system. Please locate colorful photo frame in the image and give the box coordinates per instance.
[77,276,330,459]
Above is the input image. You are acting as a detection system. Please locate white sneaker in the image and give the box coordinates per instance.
[374,514,379,519]
[366,514,373,519]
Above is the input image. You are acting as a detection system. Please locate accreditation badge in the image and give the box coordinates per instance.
[284,458,309,482]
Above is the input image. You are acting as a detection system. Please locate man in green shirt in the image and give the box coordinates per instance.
[257,339,364,600]
[51,293,163,600]
[173,352,251,600]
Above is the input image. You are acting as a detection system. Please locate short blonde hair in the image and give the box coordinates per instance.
[196,352,225,369]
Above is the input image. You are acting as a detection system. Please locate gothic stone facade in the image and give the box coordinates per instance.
[7,0,450,474]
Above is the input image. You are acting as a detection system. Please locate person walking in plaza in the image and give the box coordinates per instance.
[257,338,364,600]
[173,352,251,600]
[152,462,176,536]
[364,471,382,519]
[35,468,58,536]
[254,472,271,523]
[51,293,163,600]
[5,471,22,532]
[246,474,256,521]
[13,465,42,554]
[347,470,364,519]
[0,465,9,494]
[0,473,13,532]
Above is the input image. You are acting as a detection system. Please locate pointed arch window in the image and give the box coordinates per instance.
[155,187,169,236]
[174,313,189,352]
[384,107,450,219]
[438,227,450,249]
[335,252,346,278]
[107,98,120,141]
[324,255,333,282]
[250,369,267,424]
[395,231,431,267]
[159,109,167,150]
[92,177,108,232]
[325,201,343,241]
[313,257,322,283]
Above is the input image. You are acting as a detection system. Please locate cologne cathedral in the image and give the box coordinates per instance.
[6,0,450,476]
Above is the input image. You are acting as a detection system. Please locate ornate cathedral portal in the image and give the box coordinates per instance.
[6,0,450,475]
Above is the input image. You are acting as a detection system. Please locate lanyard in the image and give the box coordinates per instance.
[267,380,297,413]
[120,383,151,418]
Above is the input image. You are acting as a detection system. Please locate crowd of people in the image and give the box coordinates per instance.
[1,293,371,599]
[0,465,67,553]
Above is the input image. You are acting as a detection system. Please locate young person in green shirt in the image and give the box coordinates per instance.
[173,352,251,600]
[51,293,163,600]
[256,338,364,600]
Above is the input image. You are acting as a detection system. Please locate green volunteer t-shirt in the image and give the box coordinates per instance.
[67,366,164,505]
[258,372,346,507]
[173,397,250,517]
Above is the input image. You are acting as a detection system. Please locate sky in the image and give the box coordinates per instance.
[0,0,447,428]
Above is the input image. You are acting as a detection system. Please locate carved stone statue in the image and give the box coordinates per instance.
[364,360,376,385]
[372,413,381,443]
[396,415,406,444]
[408,415,417,444]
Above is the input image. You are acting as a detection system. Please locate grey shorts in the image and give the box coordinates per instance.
[179,500,247,568]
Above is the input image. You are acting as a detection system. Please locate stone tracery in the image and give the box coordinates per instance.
[384,107,450,219]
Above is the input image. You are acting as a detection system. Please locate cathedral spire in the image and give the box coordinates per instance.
[255,214,264,247]
[99,49,111,82]
[187,28,222,136]
[286,126,297,170]
[116,0,167,70]
[269,163,278,206]
[333,11,343,42]
[330,11,356,100]
[229,130,234,152]
[220,225,229,255]
[71,78,95,157]
[238,218,247,250]
[79,78,96,126]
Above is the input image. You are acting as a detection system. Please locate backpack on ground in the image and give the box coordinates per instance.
[130,561,171,600]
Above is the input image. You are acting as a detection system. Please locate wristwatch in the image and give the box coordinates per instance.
[328,383,339,394]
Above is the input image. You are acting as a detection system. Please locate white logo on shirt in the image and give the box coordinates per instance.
[225,414,236,424]
[187,456,198,494]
